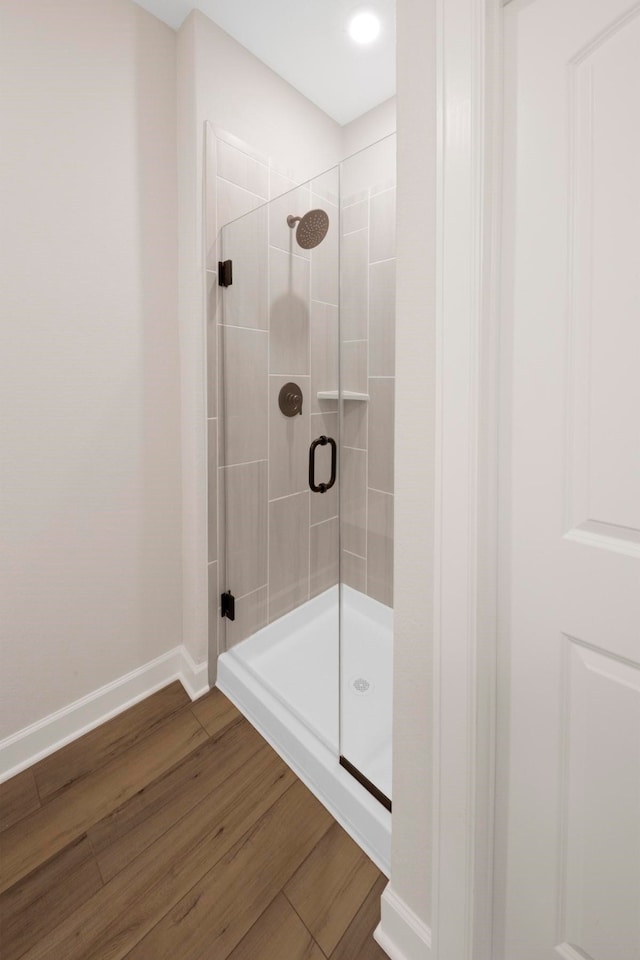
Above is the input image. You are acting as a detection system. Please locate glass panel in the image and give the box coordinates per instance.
[217,144,395,809]
[339,136,396,806]
[219,169,342,754]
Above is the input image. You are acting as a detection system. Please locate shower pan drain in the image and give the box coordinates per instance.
[351,677,372,695]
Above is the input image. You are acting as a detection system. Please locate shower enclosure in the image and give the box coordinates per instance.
[210,134,396,871]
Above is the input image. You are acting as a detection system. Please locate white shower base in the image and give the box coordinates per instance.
[216,585,392,875]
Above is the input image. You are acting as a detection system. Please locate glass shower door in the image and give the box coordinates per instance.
[216,148,394,814]
[338,136,396,810]
[218,168,342,756]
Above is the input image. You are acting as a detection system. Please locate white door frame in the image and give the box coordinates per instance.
[431,0,502,957]
[378,1,504,957]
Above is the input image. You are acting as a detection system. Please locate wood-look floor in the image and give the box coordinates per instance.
[0,683,389,960]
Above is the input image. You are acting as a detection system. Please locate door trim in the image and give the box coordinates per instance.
[431,0,502,957]
[378,1,503,958]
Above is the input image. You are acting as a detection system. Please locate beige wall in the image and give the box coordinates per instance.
[194,13,345,185]
[0,0,181,739]
[176,10,345,672]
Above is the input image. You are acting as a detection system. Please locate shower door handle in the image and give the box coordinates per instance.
[309,436,337,494]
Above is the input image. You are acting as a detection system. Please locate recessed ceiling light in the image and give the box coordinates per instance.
[348,10,381,45]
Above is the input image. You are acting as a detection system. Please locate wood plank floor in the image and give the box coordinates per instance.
[0,683,389,960]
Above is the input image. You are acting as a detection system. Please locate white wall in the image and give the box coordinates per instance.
[0,0,181,740]
[176,10,344,669]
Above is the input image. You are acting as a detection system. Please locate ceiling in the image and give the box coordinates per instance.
[132,0,396,125]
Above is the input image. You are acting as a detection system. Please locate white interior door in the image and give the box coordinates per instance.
[497,1,640,957]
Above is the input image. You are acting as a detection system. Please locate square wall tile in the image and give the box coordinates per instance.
[310,198,338,306]
[369,259,396,377]
[341,228,368,340]
[368,378,394,494]
[311,518,339,598]
[342,200,367,235]
[342,341,367,395]
[269,169,296,201]
[370,188,396,263]
[219,326,268,466]
[342,136,395,200]
[342,187,368,207]
[217,139,269,199]
[341,551,366,594]
[342,400,367,450]
[222,460,268,599]
[269,492,310,622]
[269,376,310,500]
[367,489,394,608]
[208,418,218,563]
[217,178,265,233]
[311,168,339,206]
[371,178,397,196]
[269,247,310,376]
[341,446,366,558]
[224,586,268,650]
[310,300,339,412]
[218,204,268,330]
[310,411,339,525]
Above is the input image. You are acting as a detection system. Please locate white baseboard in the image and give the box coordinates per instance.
[374,884,433,960]
[0,646,209,784]
[176,646,210,701]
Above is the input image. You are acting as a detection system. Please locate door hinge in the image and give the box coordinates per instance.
[218,260,233,287]
[221,590,235,621]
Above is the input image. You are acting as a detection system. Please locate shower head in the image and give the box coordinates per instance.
[286,209,329,249]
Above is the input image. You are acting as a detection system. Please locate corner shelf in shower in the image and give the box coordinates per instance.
[316,390,369,402]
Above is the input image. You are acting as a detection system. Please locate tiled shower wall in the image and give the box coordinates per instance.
[206,126,396,654]
[206,126,341,651]
[340,178,396,609]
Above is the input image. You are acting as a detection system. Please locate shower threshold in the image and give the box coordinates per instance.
[216,585,392,875]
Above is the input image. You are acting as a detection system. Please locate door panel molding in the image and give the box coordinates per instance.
[564,526,640,558]
[565,6,640,543]
[558,638,640,957]
[555,944,597,960]
[497,0,640,955]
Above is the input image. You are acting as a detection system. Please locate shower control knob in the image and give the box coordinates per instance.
[278,382,303,417]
